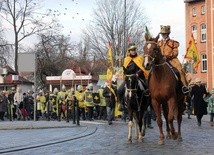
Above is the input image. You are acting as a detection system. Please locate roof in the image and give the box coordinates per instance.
[4,65,17,75]
[0,73,33,85]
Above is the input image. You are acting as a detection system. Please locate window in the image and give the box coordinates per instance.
[192,25,197,42]
[201,6,205,15]
[201,24,206,42]
[201,54,207,72]
[192,7,196,16]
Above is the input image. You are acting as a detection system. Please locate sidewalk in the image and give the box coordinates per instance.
[0,120,80,130]
[0,113,211,130]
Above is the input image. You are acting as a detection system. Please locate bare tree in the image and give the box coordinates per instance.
[0,0,57,72]
[82,0,149,70]
[34,32,74,88]
[0,23,13,67]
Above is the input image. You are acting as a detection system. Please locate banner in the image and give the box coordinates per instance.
[184,34,200,72]
[85,92,93,103]
[106,43,114,81]
[92,92,100,104]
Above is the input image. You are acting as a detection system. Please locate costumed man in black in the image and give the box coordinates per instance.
[117,43,149,111]
[103,80,117,125]
[190,78,209,126]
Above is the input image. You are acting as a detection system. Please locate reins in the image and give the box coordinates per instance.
[125,74,138,92]
[125,74,143,112]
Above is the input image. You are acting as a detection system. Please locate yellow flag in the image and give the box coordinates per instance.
[184,34,200,71]
[106,44,113,81]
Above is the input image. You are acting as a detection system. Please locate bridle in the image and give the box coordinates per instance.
[125,74,143,112]
[144,41,166,66]
[144,41,179,81]
[125,74,138,92]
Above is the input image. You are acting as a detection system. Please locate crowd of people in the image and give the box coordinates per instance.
[0,80,156,128]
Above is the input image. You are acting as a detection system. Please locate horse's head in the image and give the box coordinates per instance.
[143,34,163,70]
[125,74,138,98]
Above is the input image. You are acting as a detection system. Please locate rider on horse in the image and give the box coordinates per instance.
[158,25,190,94]
[117,43,149,110]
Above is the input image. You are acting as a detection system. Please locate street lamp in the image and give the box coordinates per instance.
[123,0,127,58]
[34,52,38,121]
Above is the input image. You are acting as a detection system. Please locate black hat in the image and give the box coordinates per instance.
[127,43,137,51]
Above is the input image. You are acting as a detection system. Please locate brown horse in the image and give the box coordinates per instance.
[124,74,149,143]
[143,34,185,145]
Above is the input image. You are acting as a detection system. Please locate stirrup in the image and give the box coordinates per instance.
[182,86,190,94]
[118,104,124,111]
[144,89,150,96]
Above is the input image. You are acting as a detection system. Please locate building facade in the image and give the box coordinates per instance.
[184,0,214,91]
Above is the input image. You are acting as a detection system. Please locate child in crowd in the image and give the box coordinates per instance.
[205,88,214,126]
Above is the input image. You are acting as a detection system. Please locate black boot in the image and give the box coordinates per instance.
[144,89,150,96]
[118,103,124,111]
[182,86,190,94]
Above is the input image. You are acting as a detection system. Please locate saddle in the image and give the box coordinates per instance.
[137,78,147,91]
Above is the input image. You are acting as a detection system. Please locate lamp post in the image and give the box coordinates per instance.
[123,0,127,58]
[34,52,38,121]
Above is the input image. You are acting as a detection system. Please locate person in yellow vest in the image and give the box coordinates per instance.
[117,43,149,111]
[98,85,107,120]
[75,85,86,120]
[57,85,68,121]
[103,80,117,125]
[36,90,46,120]
[50,88,58,120]
[85,83,94,121]
[65,88,74,120]
[158,25,189,94]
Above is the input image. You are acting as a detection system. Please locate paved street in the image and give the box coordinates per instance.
[0,114,213,155]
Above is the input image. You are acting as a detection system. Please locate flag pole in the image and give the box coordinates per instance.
[79,67,82,86]
[123,0,126,58]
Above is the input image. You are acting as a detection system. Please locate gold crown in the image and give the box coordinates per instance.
[160,25,171,34]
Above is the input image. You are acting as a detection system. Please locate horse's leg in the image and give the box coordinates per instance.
[137,113,144,142]
[177,99,184,141]
[152,100,164,145]
[128,111,133,143]
[177,111,183,141]
[133,117,138,140]
[142,112,146,137]
[162,104,171,139]
[167,98,177,140]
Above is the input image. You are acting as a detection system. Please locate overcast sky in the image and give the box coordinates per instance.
[2,0,186,61]
[42,0,186,60]
[141,0,186,61]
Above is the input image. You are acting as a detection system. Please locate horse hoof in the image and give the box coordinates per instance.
[138,138,143,143]
[172,133,178,140]
[128,139,132,144]
[142,131,146,137]
[166,134,171,139]
[177,136,183,141]
[158,140,164,145]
